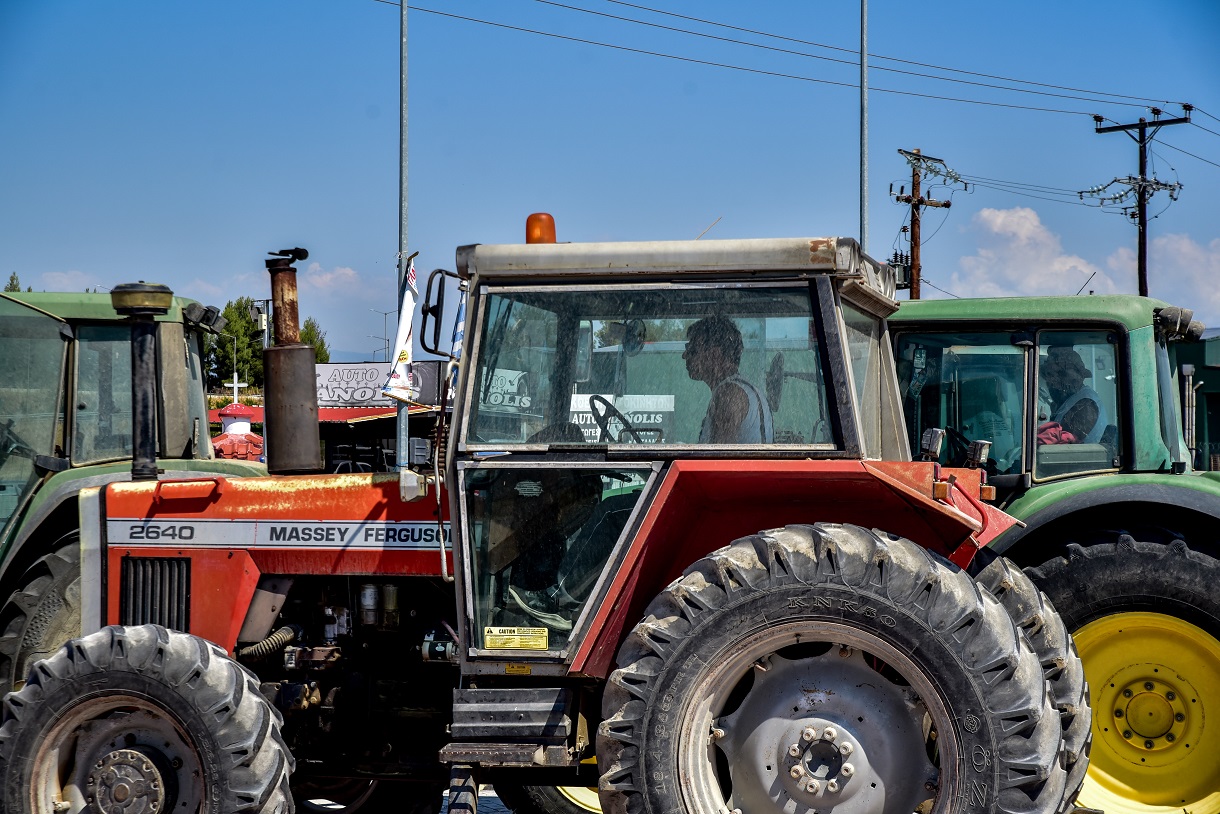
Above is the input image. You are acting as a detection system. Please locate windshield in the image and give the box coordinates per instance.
[896,332,1025,474]
[0,297,67,538]
[465,284,835,448]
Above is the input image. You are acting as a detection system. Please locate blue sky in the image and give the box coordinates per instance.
[3,1,1218,362]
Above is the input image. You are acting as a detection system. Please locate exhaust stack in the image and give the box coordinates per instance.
[264,248,323,474]
[111,282,174,481]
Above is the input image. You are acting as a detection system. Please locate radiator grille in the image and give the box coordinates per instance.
[119,557,191,630]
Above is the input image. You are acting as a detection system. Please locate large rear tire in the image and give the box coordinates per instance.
[1027,538,1220,814]
[0,624,294,814]
[0,534,81,689]
[599,523,1068,814]
[495,781,600,814]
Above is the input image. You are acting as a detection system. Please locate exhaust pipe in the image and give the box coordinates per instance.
[111,282,174,481]
[264,249,323,474]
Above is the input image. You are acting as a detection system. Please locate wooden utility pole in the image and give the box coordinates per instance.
[1093,107,1190,297]
[895,149,952,299]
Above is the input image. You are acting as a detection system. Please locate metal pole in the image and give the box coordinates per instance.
[859,0,868,252]
[1137,118,1149,297]
[910,151,922,300]
[397,0,411,471]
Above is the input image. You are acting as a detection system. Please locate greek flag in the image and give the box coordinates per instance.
[446,290,466,402]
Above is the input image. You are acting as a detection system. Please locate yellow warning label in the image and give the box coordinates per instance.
[505,664,533,675]
[484,626,549,650]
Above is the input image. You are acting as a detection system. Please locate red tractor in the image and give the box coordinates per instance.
[0,226,1086,814]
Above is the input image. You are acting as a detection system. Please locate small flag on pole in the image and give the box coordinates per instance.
[383,254,420,404]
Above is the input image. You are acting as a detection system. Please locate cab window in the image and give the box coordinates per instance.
[1035,330,1121,478]
[466,285,834,448]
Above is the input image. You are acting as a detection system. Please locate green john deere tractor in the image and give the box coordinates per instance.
[0,288,265,689]
[891,294,1220,814]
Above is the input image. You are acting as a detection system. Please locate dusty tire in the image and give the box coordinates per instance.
[0,534,81,689]
[0,624,294,814]
[598,523,1066,814]
[495,781,601,814]
[977,556,1091,809]
[1027,538,1220,814]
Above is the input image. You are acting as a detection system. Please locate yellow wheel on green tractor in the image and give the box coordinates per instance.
[555,784,600,813]
[1074,611,1220,814]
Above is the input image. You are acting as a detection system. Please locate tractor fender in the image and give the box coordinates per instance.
[989,474,1220,564]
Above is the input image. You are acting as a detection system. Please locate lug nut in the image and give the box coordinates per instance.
[801,726,818,742]
[711,727,725,741]
[1166,691,1177,701]
[822,726,838,741]
[827,779,840,793]
[839,742,854,756]
[841,763,855,777]
[1123,689,1133,698]
[1122,730,1133,739]
[805,779,821,794]
[788,743,802,757]
[1166,733,1176,742]
[1114,709,1124,718]
[1144,740,1155,749]
[1145,682,1154,691]
[790,765,806,779]
[1176,713,1186,722]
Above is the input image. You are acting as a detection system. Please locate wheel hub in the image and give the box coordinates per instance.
[778,720,866,801]
[88,748,165,813]
[1112,677,1187,748]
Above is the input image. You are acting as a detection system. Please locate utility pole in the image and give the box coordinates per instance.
[859,0,868,252]
[1091,106,1191,297]
[894,149,952,300]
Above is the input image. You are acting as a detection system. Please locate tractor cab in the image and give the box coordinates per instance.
[428,233,911,658]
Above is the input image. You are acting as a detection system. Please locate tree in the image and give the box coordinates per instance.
[4,272,20,293]
[301,317,331,364]
[208,297,264,392]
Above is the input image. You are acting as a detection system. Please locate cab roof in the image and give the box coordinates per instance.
[1,290,193,322]
[457,236,898,312]
[890,294,1174,333]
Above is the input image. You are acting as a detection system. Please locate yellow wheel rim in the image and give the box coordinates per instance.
[556,785,601,813]
[1075,611,1220,814]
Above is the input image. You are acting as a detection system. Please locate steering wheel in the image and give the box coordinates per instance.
[588,395,646,444]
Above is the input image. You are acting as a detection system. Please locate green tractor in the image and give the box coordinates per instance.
[0,288,264,688]
[891,295,1220,814]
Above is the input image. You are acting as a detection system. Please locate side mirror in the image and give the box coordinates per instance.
[420,269,462,360]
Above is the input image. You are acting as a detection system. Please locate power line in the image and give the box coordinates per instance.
[1158,141,1220,170]
[921,278,962,299]
[529,0,1156,110]
[1190,121,1220,140]
[600,0,1182,108]
[1193,107,1220,125]
[397,4,1099,116]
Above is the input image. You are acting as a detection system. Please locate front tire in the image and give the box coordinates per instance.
[599,523,1068,814]
[1028,539,1220,814]
[0,534,81,689]
[0,624,294,814]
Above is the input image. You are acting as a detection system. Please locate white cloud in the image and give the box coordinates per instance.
[1138,234,1220,327]
[949,207,1119,298]
[299,262,363,293]
[37,269,102,292]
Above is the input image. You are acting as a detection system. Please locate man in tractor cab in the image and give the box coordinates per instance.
[684,315,774,444]
[1038,345,1107,445]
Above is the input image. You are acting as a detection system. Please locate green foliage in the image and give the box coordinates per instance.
[301,316,331,364]
[4,272,20,293]
[208,297,264,390]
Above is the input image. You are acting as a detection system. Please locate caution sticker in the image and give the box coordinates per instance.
[505,664,533,676]
[484,626,549,650]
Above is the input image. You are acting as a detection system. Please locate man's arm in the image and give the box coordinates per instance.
[706,383,750,443]
[1061,399,1099,442]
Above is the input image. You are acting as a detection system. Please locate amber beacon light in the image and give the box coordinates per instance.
[525,212,557,244]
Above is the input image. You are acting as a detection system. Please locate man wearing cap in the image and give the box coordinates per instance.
[1040,346,1107,445]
